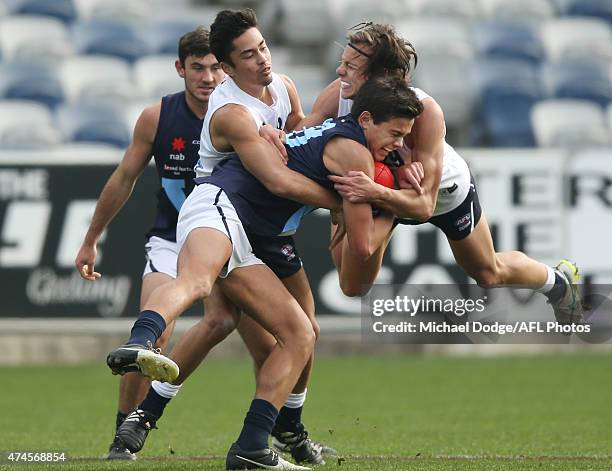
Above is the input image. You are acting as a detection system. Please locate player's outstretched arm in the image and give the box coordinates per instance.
[75,104,159,280]
[212,105,341,210]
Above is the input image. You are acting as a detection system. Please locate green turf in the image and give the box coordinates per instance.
[1,353,611,470]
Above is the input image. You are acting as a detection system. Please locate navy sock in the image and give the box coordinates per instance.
[115,411,128,431]
[545,272,566,303]
[139,387,170,420]
[236,399,279,451]
[127,310,166,346]
[275,406,303,432]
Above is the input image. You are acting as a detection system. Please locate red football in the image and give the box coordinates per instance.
[374,162,395,188]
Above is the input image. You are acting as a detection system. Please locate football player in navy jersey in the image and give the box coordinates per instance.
[75,27,225,460]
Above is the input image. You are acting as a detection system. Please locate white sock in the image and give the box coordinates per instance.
[535,264,556,294]
[151,380,182,399]
[284,389,307,409]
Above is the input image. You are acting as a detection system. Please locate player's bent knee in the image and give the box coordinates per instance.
[310,318,321,340]
[201,315,237,343]
[473,269,500,288]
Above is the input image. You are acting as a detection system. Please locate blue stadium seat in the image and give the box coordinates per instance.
[56,103,130,148]
[475,60,543,147]
[0,62,64,108]
[541,59,612,108]
[5,0,76,23]
[473,21,545,65]
[72,20,149,62]
[566,0,612,24]
[144,20,200,55]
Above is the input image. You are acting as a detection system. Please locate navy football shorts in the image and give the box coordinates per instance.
[394,176,482,241]
[248,233,303,279]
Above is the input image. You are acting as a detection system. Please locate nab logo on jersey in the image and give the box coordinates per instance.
[170,137,186,161]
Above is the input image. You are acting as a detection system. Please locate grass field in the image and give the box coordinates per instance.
[2,352,611,470]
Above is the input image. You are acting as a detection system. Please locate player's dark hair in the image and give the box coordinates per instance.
[347,22,417,81]
[210,8,258,65]
[351,76,423,124]
[178,26,212,65]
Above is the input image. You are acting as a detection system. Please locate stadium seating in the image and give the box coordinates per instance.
[72,19,149,62]
[480,0,556,22]
[4,0,76,23]
[531,99,609,147]
[72,0,150,23]
[284,65,327,113]
[0,61,64,108]
[55,103,130,148]
[541,59,612,108]
[475,59,542,146]
[123,99,157,134]
[332,0,404,31]
[413,52,476,129]
[144,20,201,55]
[540,17,612,61]
[277,0,335,47]
[59,55,136,105]
[133,55,183,100]
[396,18,472,60]
[0,15,74,62]
[410,0,484,19]
[566,0,612,24]
[0,99,61,149]
[473,21,545,65]
[607,103,612,139]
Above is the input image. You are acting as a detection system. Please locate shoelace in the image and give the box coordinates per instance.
[145,340,162,355]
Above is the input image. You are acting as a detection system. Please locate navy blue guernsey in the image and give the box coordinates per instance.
[147,92,203,241]
[201,115,366,236]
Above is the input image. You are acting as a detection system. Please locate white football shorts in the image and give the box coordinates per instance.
[176,183,263,278]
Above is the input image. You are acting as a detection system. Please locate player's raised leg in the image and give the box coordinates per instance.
[448,214,584,324]
[106,226,232,382]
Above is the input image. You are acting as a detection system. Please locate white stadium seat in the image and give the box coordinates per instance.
[480,0,556,22]
[531,99,609,147]
[59,55,138,105]
[133,55,183,100]
[410,0,485,19]
[540,17,612,61]
[0,15,74,62]
[0,99,61,149]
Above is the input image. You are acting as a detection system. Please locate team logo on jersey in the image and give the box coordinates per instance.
[171,137,186,152]
[281,244,296,261]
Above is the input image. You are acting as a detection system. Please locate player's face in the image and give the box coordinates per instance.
[176,54,225,104]
[336,45,370,100]
[360,113,414,161]
[226,27,272,88]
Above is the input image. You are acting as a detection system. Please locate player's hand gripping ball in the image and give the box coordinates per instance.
[374,162,395,188]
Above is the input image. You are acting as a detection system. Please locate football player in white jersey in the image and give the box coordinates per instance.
[108,9,339,469]
[301,22,584,324]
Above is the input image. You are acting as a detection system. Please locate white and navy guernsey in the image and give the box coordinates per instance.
[199,115,366,237]
[147,91,203,242]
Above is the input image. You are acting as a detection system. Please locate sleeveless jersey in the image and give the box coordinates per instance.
[195,73,292,178]
[147,91,203,242]
[200,115,366,237]
[338,87,470,216]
